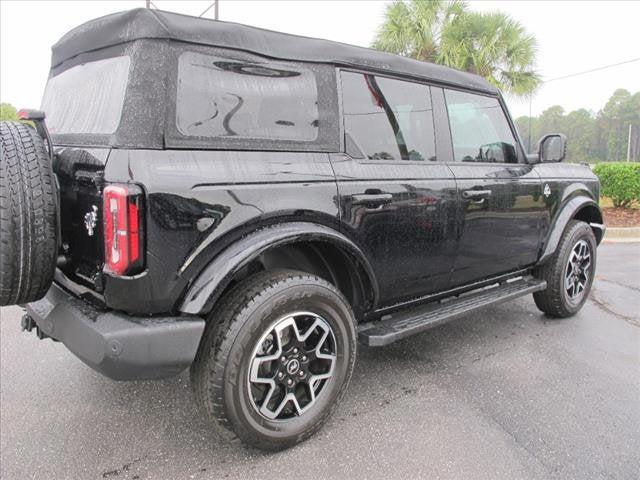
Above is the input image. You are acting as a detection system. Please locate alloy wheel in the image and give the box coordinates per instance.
[565,239,591,301]
[247,312,337,420]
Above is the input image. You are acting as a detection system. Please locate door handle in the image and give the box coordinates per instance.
[351,193,393,206]
[462,189,492,199]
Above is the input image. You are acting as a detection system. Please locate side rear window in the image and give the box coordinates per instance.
[41,56,130,135]
[340,71,436,161]
[176,52,319,141]
[444,89,519,163]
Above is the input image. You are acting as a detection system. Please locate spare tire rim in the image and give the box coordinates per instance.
[247,311,337,420]
[565,239,591,301]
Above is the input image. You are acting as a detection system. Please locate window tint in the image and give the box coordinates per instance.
[341,72,435,161]
[41,56,130,135]
[177,52,319,141]
[445,90,519,163]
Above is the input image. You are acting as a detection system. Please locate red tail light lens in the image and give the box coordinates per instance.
[103,184,144,276]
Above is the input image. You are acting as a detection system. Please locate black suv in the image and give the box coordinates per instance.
[0,9,604,451]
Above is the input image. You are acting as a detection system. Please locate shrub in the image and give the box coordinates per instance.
[592,162,640,208]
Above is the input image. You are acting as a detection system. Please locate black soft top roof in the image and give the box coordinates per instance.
[52,8,497,94]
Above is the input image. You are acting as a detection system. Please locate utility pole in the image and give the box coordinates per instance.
[199,1,219,19]
[145,0,150,8]
[528,94,532,153]
[628,124,632,162]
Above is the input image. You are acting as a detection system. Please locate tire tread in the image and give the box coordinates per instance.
[0,121,57,306]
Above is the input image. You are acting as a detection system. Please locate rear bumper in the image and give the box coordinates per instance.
[24,283,205,381]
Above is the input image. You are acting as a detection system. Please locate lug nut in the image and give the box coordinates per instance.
[281,356,286,363]
[293,348,298,354]
[278,372,284,379]
[287,379,293,386]
[302,355,307,361]
[299,371,304,377]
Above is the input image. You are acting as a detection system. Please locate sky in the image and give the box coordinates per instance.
[1,0,639,118]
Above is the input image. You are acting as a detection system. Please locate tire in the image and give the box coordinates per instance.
[190,269,357,451]
[0,121,58,306]
[533,220,597,318]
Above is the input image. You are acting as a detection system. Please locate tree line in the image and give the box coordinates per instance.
[514,89,640,162]
[373,1,639,162]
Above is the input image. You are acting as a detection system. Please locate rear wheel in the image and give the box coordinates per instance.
[0,121,58,306]
[533,220,596,317]
[190,269,357,451]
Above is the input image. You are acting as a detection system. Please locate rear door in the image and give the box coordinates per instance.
[332,71,458,307]
[438,88,545,285]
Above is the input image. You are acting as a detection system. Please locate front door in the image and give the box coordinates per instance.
[332,71,458,307]
[438,88,545,285]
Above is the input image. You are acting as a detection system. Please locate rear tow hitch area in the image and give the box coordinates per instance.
[21,313,55,341]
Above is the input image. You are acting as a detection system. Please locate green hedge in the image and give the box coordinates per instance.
[592,162,640,207]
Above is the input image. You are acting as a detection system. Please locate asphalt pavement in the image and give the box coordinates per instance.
[1,243,639,480]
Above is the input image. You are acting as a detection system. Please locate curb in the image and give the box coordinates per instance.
[603,227,640,243]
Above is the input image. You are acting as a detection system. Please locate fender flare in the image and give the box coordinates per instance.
[179,222,378,315]
[538,196,604,265]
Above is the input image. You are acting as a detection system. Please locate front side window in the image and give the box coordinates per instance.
[177,52,319,141]
[341,71,436,161]
[41,56,130,135]
[445,89,519,163]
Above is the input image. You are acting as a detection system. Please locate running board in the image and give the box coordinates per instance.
[358,276,547,347]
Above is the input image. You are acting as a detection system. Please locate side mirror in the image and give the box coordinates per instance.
[536,134,566,163]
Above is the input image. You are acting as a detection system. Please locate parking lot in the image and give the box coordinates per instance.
[1,242,638,480]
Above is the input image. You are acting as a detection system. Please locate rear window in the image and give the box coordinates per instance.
[41,56,130,135]
[176,51,319,141]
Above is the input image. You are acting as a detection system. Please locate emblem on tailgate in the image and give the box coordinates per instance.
[84,205,98,236]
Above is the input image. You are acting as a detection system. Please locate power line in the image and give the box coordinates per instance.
[544,57,640,83]
[526,57,640,147]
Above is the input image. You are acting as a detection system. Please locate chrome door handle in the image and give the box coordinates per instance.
[462,189,492,199]
[351,193,393,206]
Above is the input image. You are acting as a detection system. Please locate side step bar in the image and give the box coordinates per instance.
[358,276,547,347]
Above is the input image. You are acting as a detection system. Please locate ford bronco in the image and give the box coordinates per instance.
[0,9,604,451]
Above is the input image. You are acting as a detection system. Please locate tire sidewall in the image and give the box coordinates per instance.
[222,280,356,448]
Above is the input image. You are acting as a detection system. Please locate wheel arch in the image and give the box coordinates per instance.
[538,195,605,265]
[179,222,378,319]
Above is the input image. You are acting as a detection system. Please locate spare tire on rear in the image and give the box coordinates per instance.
[0,121,58,306]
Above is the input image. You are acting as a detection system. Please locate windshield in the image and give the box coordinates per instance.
[41,56,131,135]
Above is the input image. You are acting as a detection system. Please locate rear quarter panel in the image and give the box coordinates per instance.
[103,150,340,314]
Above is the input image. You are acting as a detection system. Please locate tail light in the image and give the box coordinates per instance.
[103,184,144,276]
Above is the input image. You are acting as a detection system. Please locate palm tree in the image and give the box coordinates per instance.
[372,0,540,96]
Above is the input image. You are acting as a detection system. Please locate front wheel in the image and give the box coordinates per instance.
[533,220,597,317]
[190,269,357,451]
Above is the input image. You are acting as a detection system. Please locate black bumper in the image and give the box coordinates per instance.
[24,283,205,380]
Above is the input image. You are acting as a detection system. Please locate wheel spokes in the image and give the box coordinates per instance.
[248,312,337,420]
[565,265,574,290]
[565,239,591,300]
